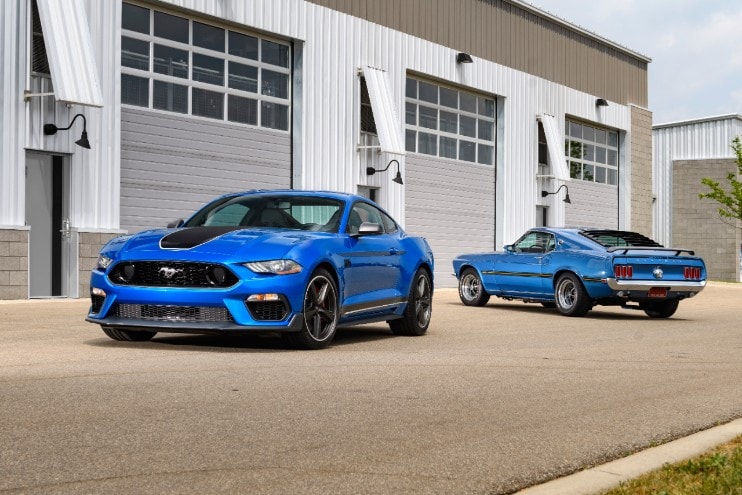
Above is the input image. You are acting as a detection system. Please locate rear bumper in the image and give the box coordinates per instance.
[606,278,706,293]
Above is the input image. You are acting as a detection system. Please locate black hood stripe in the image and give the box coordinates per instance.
[160,226,243,249]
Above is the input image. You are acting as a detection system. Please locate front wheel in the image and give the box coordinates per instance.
[641,299,679,318]
[102,326,156,342]
[283,269,339,349]
[389,268,432,336]
[458,268,490,306]
[554,273,591,317]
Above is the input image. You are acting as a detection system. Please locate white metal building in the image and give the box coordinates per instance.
[0,0,653,298]
[653,114,742,281]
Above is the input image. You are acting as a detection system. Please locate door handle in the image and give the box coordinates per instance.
[59,218,72,239]
[389,248,399,255]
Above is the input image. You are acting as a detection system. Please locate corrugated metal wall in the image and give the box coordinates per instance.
[301,3,632,248]
[406,155,495,285]
[653,115,742,245]
[120,108,291,233]
[564,182,618,229]
[306,0,649,108]
[0,0,28,226]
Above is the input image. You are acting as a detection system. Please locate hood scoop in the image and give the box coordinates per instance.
[161,226,243,249]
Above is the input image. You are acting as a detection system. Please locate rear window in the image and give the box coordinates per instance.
[580,229,663,248]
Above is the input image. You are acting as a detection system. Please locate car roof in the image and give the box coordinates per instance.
[217,189,368,203]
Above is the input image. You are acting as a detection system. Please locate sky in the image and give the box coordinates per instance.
[524,0,742,124]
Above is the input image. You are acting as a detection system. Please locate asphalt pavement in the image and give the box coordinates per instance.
[1,283,741,494]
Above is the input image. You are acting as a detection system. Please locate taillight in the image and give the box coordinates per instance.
[614,265,633,278]
[683,267,701,280]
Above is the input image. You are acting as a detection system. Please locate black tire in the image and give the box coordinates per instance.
[101,326,156,342]
[641,299,679,318]
[458,268,490,306]
[283,268,339,349]
[389,268,433,336]
[554,273,591,317]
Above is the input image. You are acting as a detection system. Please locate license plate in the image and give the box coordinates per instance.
[648,287,668,298]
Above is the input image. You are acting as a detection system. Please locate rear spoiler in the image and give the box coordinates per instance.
[607,246,695,256]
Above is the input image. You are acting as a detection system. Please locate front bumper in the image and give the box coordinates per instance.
[85,313,304,334]
[87,264,307,332]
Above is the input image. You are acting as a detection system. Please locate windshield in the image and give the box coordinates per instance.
[184,195,345,232]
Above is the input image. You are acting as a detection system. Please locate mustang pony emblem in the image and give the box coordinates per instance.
[652,267,664,279]
[159,267,183,279]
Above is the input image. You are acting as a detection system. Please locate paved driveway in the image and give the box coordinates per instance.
[1,283,741,494]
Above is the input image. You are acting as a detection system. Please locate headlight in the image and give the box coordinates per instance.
[244,260,302,275]
[97,254,113,270]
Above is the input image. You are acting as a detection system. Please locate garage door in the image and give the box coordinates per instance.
[121,108,291,233]
[405,155,495,288]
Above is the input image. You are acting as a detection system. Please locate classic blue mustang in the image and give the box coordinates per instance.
[452,228,706,318]
[87,190,434,349]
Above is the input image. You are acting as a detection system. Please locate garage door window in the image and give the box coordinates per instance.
[121,2,290,131]
[405,77,495,165]
[564,120,618,185]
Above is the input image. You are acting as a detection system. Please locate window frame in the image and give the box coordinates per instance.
[404,76,496,166]
[120,1,291,132]
[564,118,619,186]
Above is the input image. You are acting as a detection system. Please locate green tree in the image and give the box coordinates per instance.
[698,136,742,224]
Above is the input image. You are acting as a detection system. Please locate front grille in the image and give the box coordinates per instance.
[108,261,238,288]
[91,294,105,313]
[246,301,288,321]
[114,304,234,322]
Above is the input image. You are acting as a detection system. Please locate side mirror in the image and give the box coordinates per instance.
[352,222,383,237]
[504,244,514,253]
[167,219,184,228]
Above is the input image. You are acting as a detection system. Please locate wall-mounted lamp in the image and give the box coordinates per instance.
[43,113,91,149]
[456,52,473,64]
[596,98,609,107]
[367,159,404,185]
[541,184,571,204]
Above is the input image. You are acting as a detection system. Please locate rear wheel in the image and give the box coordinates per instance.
[283,268,339,349]
[554,273,591,317]
[458,268,490,306]
[101,326,156,342]
[389,268,432,336]
[641,299,679,318]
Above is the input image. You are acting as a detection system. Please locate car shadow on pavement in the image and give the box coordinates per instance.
[85,324,397,353]
[447,301,690,321]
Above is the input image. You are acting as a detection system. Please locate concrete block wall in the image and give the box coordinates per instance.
[673,158,740,282]
[78,232,122,299]
[0,228,29,299]
[630,106,654,238]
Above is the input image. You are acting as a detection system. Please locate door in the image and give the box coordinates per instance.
[25,153,70,298]
[495,231,554,297]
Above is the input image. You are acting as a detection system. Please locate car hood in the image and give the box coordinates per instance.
[105,226,325,263]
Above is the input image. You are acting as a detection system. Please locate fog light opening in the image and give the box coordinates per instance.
[247,293,281,302]
[91,287,106,297]
[206,265,227,286]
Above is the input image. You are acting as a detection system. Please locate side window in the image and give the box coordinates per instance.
[346,202,384,234]
[380,211,398,233]
[513,232,553,253]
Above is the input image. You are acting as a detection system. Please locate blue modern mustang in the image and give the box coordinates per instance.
[453,228,706,318]
[87,190,434,349]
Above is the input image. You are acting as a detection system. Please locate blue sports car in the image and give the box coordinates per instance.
[452,228,706,318]
[87,190,434,349]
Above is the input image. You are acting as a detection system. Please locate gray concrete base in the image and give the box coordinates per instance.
[517,418,742,495]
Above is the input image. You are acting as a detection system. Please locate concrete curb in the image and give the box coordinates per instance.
[516,418,742,495]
